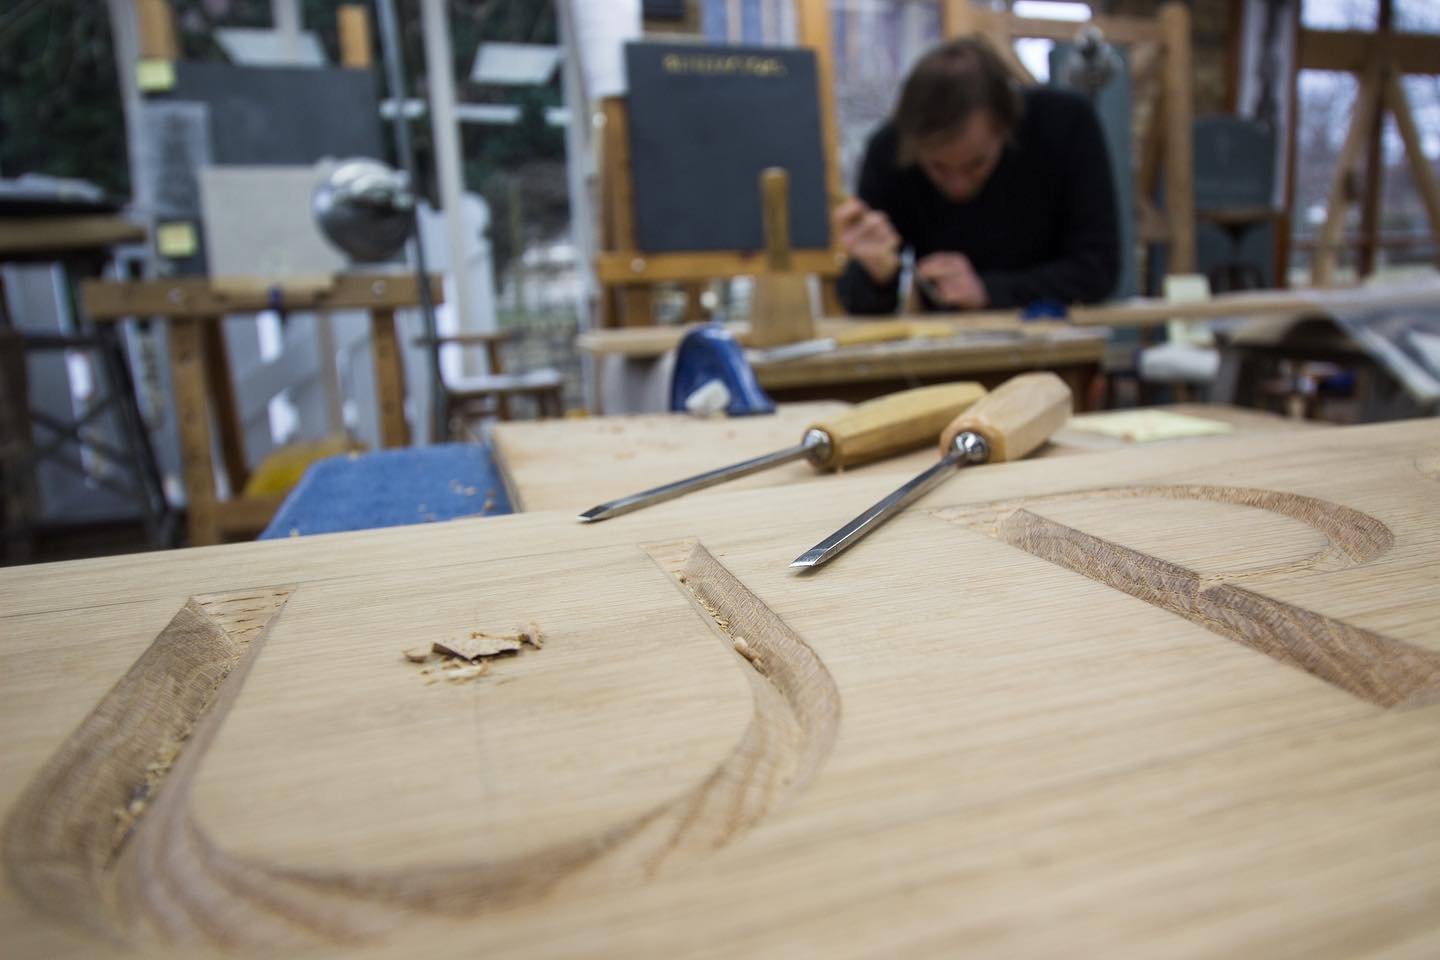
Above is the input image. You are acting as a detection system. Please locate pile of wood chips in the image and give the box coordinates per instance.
[403,622,543,685]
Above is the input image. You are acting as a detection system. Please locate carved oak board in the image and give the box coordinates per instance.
[3,419,1439,959]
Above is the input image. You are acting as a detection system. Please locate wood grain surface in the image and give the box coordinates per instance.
[3,419,1435,958]
[491,403,1320,514]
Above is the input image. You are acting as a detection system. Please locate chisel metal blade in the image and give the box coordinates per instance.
[578,434,825,523]
[790,434,990,571]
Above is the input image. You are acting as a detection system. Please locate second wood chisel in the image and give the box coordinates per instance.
[578,381,987,522]
[790,372,1072,570]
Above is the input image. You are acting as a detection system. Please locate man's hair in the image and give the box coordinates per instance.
[893,36,1023,165]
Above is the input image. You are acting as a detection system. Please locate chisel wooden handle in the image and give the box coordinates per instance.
[808,382,987,469]
[937,372,1071,462]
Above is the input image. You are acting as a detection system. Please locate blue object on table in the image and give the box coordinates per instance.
[259,444,513,540]
[669,324,776,416]
[1022,299,1068,321]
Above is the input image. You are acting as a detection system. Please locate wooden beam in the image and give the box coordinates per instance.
[997,12,1160,46]
[1384,72,1440,268]
[1299,28,1440,75]
[1160,2,1196,273]
[369,309,411,448]
[166,319,219,547]
[337,5,373,69]
[939,0,986,38]
[81,274,444,321]
[795,0,843,212]
[1358,1,1394,277]
[599,98,637,257]
[0,217,146,258]
[1313,67,1383,287]
[1137,84,1166,204]
[1276,0,1303,288]
[595,249,843,284]
[135,0,178,61]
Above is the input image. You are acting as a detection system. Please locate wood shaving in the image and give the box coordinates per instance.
[732,636,765,671]
[435,630,523,660]
[405,621,543,686]
[111,737,185,850]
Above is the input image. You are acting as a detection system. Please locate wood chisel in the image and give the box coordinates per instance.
[790,371,1072,570]
[578,381,988,522]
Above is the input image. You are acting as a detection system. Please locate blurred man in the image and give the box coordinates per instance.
[835,37,1119,313]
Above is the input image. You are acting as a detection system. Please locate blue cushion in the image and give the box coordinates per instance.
[259,444,513,540]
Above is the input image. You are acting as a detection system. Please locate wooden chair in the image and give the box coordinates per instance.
[416,332,565,436]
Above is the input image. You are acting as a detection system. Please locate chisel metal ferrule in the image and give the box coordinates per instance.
[800,428,834,467]
[950,431,990,463]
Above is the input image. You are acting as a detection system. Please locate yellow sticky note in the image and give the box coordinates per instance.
[137,59,176,92]
[156,222,197,258]
[1070,410,1235,444]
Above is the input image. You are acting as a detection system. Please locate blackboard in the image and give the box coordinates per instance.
[624,42,830,254]
[167,63,383,166]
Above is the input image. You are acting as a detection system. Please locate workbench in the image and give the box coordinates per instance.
[582,318,1109,412]
[3,416,1437,958]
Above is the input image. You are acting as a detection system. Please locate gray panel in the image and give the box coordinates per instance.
[1050,45,1136,299]
[166,62,384,166]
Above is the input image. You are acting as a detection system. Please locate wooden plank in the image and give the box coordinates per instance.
[1160,2,1196,274]
[750,333,1106,390]
[165,318,220,547]
[80,274,444,321]
[369,309,410,448]
[337,4,372,69]
[0,217,146,258]
[3,419,1438,957]
[1384,72,1440,267]
[1299,28,1440,75]
[595,249,843,284]
[1313,67,1382,287]
[492,403,1321,514]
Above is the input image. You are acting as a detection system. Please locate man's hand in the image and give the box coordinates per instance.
[916,252,989,310]
[834,198,901,284]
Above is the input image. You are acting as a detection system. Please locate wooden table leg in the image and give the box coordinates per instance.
[167,318,221,547]
[201,321,248,494]
[370,308,410,448]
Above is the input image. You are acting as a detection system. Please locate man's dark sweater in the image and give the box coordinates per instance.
[837,88,1120,313]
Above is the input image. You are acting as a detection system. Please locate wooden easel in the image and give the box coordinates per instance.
[594,95,844,329]
[80,275,440,547]
[595,0,845,329]
[1292,5,1440,285]
[1311,65,1440,286]
[941,1,1198,276]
